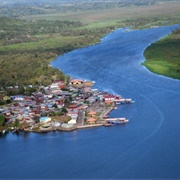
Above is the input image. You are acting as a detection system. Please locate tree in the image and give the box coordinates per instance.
[6,99,11,104]
[18,85,25,94]
[49,111,56,116]
[0,114,5,126]
[85,111,88,117]
[14,119,19,128]
[33,116,40,123]
[56,111,62,116]
[64,98,70,107]
[52,103,58,108]
[62,107,68,114]
[65,75,70,85]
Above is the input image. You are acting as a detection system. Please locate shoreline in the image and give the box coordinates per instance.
[51,25,180,83]
[1,124,105,134]
[142,26,180,80]
[0,101,122,135]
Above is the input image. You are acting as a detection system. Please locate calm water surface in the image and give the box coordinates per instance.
[1,25,180,179]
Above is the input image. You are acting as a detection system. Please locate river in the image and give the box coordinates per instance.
[0,25,180,179]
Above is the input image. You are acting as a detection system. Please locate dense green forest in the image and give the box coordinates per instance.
[0,1,180,90]
[143,29,180,79]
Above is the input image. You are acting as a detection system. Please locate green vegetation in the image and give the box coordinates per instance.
[143,29,180,79]
[14,119,20,128]
[0,16,117,88]
[0,1,180,88]
[0,114,5,127]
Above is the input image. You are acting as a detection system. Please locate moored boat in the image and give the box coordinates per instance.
[103,123,111,127]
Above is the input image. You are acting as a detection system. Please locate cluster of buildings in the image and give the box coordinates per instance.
[0,78,133,133]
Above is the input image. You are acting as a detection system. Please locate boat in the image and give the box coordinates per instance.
[106,118,129,125]
[103,123,111,127]
[2,130,6,134]
[115,119,129,124]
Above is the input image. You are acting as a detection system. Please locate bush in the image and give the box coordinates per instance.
[0,101,5,105]
[0,114,5,126]
[6,99,11,104]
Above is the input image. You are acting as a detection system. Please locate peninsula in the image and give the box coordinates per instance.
[0,78,133,134]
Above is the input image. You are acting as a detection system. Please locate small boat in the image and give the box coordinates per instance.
[103,123,111,127]
[115,119,129,124]
[2,130,6,134]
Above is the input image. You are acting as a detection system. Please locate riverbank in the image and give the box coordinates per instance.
[142,28,180,80]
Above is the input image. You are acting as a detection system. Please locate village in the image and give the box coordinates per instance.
[0,78,134,134]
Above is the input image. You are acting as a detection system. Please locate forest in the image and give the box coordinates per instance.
[0,0,180,91]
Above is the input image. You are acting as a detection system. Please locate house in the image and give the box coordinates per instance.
[76,105,88,110]
[105,100,113,105]
[0,91,7,102]
[67,111,78,125]
[67,111,78,119]
[103,95,116,102]
[61,123,74,128]
[40,117,51,123]
[68,119,77,125]
[68,104,79,110]
[83,81,93,87]
[88,111,97,117]
[11,95,25,101]
[83,87,91,92]
[87,117,96,124]
[71,79,83,85]
[58,80,66,89]
[3,96,10,101]
[51,122,61,127]
[88,96,97,104]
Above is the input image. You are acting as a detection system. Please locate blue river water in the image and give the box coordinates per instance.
[1,25,180,179]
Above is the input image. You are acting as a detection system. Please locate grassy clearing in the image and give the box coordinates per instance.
[0,36,81,53]
[143,29,180,79]
[77,20,120,30]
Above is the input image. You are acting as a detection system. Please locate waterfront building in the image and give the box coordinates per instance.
[40,117,51,123]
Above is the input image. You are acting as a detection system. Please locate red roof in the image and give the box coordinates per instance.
[88,111,97,115]
[87,118,96,122]
[69,104,78,108]
[71,79,83,83]
[104,95,116,98]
